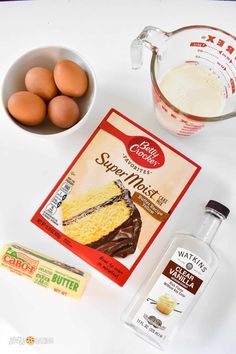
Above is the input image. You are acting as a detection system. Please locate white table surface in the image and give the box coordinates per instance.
[0,1,236,353]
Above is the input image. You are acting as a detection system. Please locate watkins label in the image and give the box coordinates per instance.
[176,248,208,273]
[132,248,210,343]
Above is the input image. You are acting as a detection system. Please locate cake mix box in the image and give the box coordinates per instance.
[32,109,201,286]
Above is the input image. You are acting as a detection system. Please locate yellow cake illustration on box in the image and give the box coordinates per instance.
[61,180,142,258]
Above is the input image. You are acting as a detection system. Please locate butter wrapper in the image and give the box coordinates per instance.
[0,243,88,300]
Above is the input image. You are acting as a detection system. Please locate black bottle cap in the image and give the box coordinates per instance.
[206,200,230,219]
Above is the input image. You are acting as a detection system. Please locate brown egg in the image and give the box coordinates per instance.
[48,95,80,129]
[7,91,46,126]
[54,59,88,97]
[25,67,58,101]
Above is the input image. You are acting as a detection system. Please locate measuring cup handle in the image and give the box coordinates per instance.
[131,26,169,69]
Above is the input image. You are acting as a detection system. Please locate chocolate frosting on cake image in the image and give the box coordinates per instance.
[61,180,142,258]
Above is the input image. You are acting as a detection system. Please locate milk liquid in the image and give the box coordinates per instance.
[159,63,225,117]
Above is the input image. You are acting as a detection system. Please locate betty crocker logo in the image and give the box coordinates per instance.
[127,136,165,168]
[101,121,165,169]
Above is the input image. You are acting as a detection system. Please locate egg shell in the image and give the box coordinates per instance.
[25,67,58,101]
[7,91,46,126]
[48,95,80,129]
[54,59,88,97]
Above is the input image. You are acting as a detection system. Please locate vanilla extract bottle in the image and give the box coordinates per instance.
[122,200,230,350]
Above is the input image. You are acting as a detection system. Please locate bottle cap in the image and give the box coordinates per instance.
[206,200,230,219]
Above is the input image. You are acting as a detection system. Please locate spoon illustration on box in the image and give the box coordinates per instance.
[101,120,165,169]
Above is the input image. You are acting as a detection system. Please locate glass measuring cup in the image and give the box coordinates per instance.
[131,25,236,136]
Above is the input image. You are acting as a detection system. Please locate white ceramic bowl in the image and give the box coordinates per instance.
[2,46,96,137]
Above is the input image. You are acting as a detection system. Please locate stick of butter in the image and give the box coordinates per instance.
[0,243,88,300]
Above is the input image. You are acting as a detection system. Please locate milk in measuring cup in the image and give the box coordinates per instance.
[159,63,225,117]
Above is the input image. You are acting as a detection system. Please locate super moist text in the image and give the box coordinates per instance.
[95,152,168,204]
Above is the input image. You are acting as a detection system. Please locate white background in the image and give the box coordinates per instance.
[0,1,236,353]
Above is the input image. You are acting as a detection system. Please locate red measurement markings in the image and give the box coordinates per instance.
[161,105,168,112]
[230,78,235,94]
[178,134,191,137]
[183,124,201,128]
[217,62,231,79]
[185,60,199,65]
[220,51,231,61]
[216,61,227,71]
[178,121,204,135]
[225,62,236,78]
[197,49,219,59]
[218,51,236,77]
[224,85,228,99]
[178,128,201,136]
[207,45,220,52]
[195,55,215,65]
[231,59,236,71]
[190,42,207,47]
[205,35,235,55]
[182,129,202,134]
[218,68,230,87]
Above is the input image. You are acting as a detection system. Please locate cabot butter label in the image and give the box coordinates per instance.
[32,108,201,286]
[0,243,88,300]
[3,247,39,275]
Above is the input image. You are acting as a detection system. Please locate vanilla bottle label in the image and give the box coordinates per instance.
[132,248,210,342]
